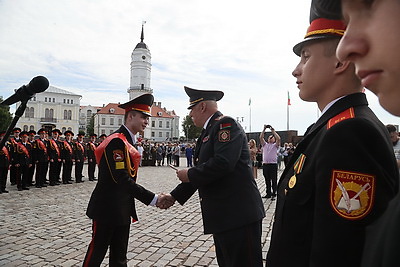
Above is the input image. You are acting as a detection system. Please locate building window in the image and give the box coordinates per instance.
[63,99,66,103]
[109,130,113,135]
[151,132,155,137]
[71,99,73,104]
[101,130,105,134]
[53,98,55,102]
[49,109,54,118]
[118,118,122,125]
[110,118,114,125]
[166,132,170,138]
[159,121,162,128]
[101,118,105,125]
[68,110,72,120]
[23,125,28,131]
[63,110,68,120]
[87,110,92,117]
[30,107,34,118]
[166,121,170,128]
[33,96,36,101]
[45,97,47,102]
[62,127,66,133]
[68,127,72,131]
[30,125,34,131]
[46,108,51,118]
[152,121,155,127]
[159,132,162,137]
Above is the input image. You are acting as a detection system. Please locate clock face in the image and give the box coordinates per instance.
[142,55,146,60]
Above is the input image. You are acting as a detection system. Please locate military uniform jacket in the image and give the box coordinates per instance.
[73,141,85,161]
[61,141,74,161]
[13,142,32,166]
[267,93,399,267]
[48,139,61,161]
[86,142,97,161]
[86,126,155,225]
[32,139,49,163]
[171,111,265,234]
[0,144,10,168]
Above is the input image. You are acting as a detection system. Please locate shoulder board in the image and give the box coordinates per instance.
[327,107,355,129]
[215,115,225,121]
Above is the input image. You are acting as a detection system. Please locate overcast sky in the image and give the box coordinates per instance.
[0,0,398,135]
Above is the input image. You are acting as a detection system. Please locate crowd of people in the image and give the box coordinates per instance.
[0,127,109,193]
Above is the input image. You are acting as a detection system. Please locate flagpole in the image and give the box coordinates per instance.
[249,98,252,133]
[287,91,290,131]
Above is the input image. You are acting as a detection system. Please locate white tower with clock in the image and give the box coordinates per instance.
[128,24,153,100]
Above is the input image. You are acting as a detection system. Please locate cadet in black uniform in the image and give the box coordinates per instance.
[33,129,49,188]
[48,129,62,186]
[162,87,265,267]
[0,131,10,193]
[74,133,85,183]
[86,133,97,181]
[27,130,36,186]
[13,131,32,191]
[83,94,160,266]
[61,130,74,184]
[9,127,21,186]
[266,15,399,267]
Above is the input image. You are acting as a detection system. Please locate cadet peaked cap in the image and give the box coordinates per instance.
[99,134,107,138]
[0,131,6,137]
[77,132,85,137]
[13,127,21,133]
[118,93,154,116]
[28,130,36,136]
[37,128,47,134]
[293,17,345,56]
[90,133,97,138]
[310,0,342,22]
[184,86,224,109]
[64,130,74,136]
[20,131,29,137]
[52,129,62,135]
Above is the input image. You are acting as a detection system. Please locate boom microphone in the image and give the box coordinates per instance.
[1,76,49,105]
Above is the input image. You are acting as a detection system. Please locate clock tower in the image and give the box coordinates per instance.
[128,24,153,100]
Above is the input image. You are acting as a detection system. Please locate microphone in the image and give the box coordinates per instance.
[1,76,49,105]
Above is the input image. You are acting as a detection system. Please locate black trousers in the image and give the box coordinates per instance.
[0,166,8,191]
[83,220,130,267]
[62,160,73,183]
[35,161,49,186]
[88,159,96,180]
[213,220,263,267]
[75,160,84,182]
[262,163,278,197]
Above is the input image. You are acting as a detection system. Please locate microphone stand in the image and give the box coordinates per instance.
[0,99,28,150]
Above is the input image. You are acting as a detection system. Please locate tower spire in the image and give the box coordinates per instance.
[141,21,146,43]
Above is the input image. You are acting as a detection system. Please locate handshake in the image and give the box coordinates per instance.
[156,193,176,209]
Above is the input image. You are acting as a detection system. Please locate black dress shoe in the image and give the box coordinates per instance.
[41,184,47,187]
[22,187,30,190]
[1,189,9,193]
[263,195,272,199]
[35,185,42,188]
[18,188,23,191]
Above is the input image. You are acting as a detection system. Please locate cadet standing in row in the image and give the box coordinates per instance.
[0,131,10,193]
[74,133,85,183]
[86,133,97,181]
[61,130,74,184]
[48,129,62,186]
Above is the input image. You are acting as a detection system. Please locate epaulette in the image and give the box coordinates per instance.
[327,107,355,129]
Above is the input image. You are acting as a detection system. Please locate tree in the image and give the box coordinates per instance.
[87,115,95,136]
[181,115,202,141]
[0,97,12,131]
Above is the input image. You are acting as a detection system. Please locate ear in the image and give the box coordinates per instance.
[333,60,351,74]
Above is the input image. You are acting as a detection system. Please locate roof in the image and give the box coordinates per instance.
[97,103,125,115]
[151,104,174,118]
[135,42,148,49]
[46,85,82,97]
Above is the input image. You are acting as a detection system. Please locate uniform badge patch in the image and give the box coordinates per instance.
[218,130,230,142]
[203,136,209,142]
[113,150,124,162]
[330,170,375,220]
[115,161,125,169]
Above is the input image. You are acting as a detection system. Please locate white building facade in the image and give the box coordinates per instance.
[16,86,81,134]
[79,105,102,134]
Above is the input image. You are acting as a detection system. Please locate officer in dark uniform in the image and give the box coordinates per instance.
[32,129,49,188]
[9,127,21,186]
[0,131,10,193]
[74,132,85,183]
[266,15,399,267]
[61,130,74,184]
[13,131,32,191]
[27,130,36,186]
[83,94,159,266]
[167,87,265,267]
[86,133,97,181]
[48,129,62,186]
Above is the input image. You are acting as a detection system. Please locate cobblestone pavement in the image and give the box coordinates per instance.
[0,159,280,266]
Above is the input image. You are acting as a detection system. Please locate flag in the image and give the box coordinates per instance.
[248,98,251,106]
[287,91,291,106]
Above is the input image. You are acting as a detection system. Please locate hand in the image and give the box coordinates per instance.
[176,169,189,183]
[157,193,176,209]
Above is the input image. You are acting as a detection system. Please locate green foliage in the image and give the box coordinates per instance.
[0,97,12,131]
[87,115,95,135]
[181,115,202,141]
